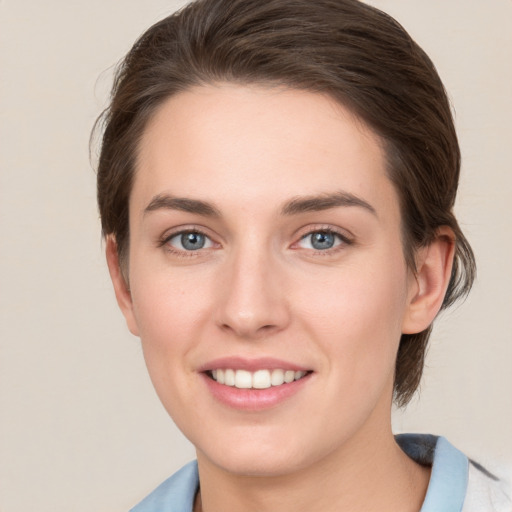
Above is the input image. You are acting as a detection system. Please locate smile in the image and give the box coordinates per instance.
[210,369,308,389]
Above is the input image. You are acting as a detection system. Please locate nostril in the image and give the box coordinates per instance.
[218,321,280,339]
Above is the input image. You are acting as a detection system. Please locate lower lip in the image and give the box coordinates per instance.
[201,373,312,411]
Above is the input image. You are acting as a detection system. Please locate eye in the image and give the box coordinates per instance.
[167,231,214,251]
[297,230,346,251]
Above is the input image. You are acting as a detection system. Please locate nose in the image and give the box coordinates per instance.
[214,245,291,340]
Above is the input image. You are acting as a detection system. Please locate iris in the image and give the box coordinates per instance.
[180,232,206,250]
[309,232,336,250]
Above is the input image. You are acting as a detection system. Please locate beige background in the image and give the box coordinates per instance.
[0,1,511,511]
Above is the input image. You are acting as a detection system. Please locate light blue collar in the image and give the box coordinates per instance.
[130,460,198,512]
[397,434,469,512]
[131,434,469,512]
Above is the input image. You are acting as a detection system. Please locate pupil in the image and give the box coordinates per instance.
[311,232,334,250]
[181,232,205,250]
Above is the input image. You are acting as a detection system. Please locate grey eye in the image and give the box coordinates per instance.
[181,232,205,250]
[168,231,213,251]
[310,232,336,250]
[298,231,342,251]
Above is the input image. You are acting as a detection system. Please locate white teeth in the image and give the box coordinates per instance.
[224,369,236,386]
[252,370,271,389]
[284,370,295,383]
[210,368,308,389]
[234,370,252,389]
[271,369,285,386]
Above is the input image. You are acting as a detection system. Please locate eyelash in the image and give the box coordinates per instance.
[158,226,353,258]
[294,227,353,255]
[158,226,215,258]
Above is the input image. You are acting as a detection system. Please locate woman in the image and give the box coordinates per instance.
[94,0,510,510]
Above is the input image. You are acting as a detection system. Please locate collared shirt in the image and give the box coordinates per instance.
[130,434,511,512]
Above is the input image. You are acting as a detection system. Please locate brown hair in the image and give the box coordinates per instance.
[94,0,475,406]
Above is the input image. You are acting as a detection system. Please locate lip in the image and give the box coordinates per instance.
[197,356,310,373]
[198,357,313,411]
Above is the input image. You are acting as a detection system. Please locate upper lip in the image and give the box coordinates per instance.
[197,356,311,373]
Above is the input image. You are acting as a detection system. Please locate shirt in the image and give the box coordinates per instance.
[130,434,511,512]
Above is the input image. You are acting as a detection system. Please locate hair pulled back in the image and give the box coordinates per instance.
[95,0,476,406]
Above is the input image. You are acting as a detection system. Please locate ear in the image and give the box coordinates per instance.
[105,236,140,336]
[402,227,455,334]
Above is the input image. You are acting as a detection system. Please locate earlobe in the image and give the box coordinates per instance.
[105,236,140,336]
[402,227,455,334]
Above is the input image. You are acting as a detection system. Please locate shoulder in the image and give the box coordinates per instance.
[129,460,199,512]
[463,460,511,512]
[128,437,511,512]
[396,433,511,512]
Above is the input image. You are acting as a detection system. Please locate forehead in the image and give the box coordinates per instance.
[133,84,398,220]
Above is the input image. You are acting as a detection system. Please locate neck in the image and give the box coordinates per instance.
[194,417,430,512]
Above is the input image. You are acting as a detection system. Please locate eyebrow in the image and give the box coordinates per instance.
[143,190,376,218]
[144,194,221,217]
[281,191,377,217]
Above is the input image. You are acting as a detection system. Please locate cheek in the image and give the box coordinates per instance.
[130,259,211,333]
[128,266,214,378]
[294,257,409,377]
[127,271,214,423]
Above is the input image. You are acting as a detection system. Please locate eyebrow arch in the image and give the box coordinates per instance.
[281,191,377,216]
[144,194,221,217]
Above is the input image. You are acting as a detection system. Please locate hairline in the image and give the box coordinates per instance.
[115,80,417,278]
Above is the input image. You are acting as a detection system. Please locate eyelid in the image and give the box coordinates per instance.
[157,224,353,256]
[169,231,214,249]
[294,224,353,242]
[158,225,221,255]
[290,225,354,252]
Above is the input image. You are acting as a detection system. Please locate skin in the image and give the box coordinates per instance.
[107,84,454,512]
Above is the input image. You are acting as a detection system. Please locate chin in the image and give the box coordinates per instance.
[194,429,328,478]
[206,451,306,477]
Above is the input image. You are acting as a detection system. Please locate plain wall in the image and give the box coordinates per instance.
[0,1,510,511]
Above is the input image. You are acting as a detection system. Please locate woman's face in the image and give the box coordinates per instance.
[120,84,418,476]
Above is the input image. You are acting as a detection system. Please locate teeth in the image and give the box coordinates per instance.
[235,370,252,389]
[225,369,236,386]
[253,370,271,389]
[210,369,308,389]
[284,370,295,383]
[271,369,285,386]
